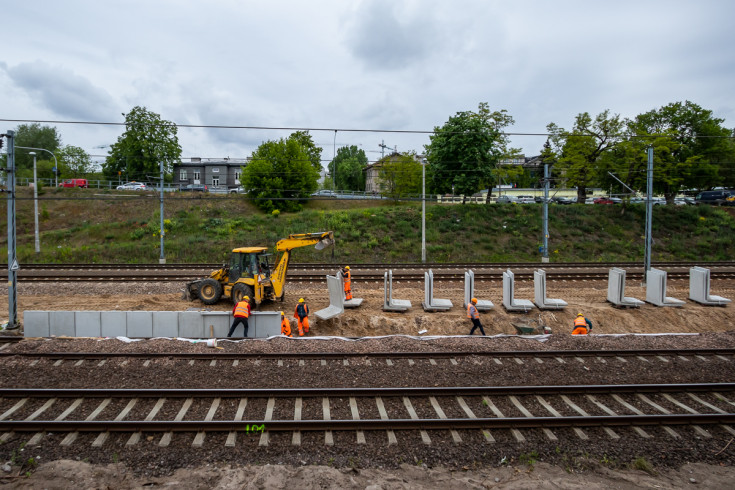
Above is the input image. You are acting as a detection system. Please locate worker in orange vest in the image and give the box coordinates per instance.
[228,296,251,337]
[294,298,310,336]
[342,266,352,300]
[572,313,592,335]
[467,298,486,336]
[280,311,292,337]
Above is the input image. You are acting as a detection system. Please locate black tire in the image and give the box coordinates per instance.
[232,283,255,307]
[198,279,223,305]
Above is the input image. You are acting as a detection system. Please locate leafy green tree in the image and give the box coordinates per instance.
[240,134,320,212]
[13,123,62,169]
[103,106,182,182]
[547,110,624,201]
[425,103,516,195]
[288,131,323,172]
[57,145,93,177]
[378,152,422,200]
[328,145,368,191]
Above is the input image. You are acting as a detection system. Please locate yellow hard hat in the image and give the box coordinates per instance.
[471,297,478,304]
[280,311,284,316]
[345,266,350,270]
[243,296,249,301]
[299,298,305,303]
[577,312,584,316]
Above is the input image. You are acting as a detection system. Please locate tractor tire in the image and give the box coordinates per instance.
[232,283,255,308]
[198,279,223,305]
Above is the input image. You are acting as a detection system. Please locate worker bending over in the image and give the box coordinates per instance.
[342,266,352,300]
[294,298,310,336]
[572,312,592,335]
[280,311,292,337]
[467,298,486,336]
[228,296,251,338]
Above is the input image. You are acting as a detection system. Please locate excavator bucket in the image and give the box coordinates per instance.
[315,237,335,250]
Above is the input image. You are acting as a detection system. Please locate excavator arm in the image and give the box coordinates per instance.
[271,231,334,297]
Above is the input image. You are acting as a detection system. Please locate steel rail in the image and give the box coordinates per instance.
[1,383,733,398]
[2,348,734,361]
[3,414,735,433]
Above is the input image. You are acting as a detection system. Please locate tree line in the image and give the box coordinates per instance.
[3,101,733,208]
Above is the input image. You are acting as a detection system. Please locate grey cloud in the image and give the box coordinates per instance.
[4,61,118,121]
[346,1,441,70]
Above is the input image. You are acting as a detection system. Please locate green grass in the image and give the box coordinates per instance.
[2,187,735,264]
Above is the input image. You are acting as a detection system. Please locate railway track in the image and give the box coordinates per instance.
[3,265,735,282]
[1,384,733,447]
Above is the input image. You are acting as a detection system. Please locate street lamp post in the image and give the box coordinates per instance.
[29,152,40,254]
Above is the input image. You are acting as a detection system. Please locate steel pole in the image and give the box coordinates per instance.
[542,163,549,263]
[32,153,40,253]
[421,160,426,263]
[159,160,165,264]
[643,146,654,285]
[5,131,18,328]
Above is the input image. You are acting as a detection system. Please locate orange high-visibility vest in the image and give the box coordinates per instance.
[234,301,250,318]
[574,316,587,327]
[281,318,291,336]
[467,304,479,319]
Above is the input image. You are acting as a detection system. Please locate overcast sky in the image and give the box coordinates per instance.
[2,0,734,168]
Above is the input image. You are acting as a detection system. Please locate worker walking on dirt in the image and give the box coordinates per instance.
[228,296,251,338]
[294,298,310,336]
[572,312,592,335]
[467,298,486,336]
[342,266,352,301]
[280,311,292,337]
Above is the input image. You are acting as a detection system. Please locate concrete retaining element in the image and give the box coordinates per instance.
[23,310,281,338]
[422,269,452,312]
[646,268,685,307]
[689,267,731,306]
[502,269,534,312]
[606,268,644,307]
[463,270,493,311]
[315,275,345,320]
[533,270,567,310]
[383,270,411,312]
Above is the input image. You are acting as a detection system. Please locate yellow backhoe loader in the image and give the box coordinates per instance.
[186,231,335,307]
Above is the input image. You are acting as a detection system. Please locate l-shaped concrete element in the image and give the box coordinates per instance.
[23,310,282,338]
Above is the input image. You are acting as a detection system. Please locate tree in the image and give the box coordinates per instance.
[547,110,624,201]
[13,123,62,169]
[424,103,516,195]
[378,152,422,200]
[288,131,323,172]
[328,145,368,191]
[240,133,320,212]
[103,106,182,182]
[57,145,93,178]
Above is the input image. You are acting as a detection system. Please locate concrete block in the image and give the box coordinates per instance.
[383,270,411,312]
[23,311,49,337]
[646,268,685,307]
[607,268,644,307]
[502,270,534,312]
[203,312,239,338]
[76,311,101,337]
[101,311,127,337]
[689,267,731,306]
[422,270,452,312]
[49,311,75,337]
[153,311,179,338]
[316,275,345,320]
[252,311,281,338]
[179,311,205,338]
[533,270,567,310]
[463,270,493,311]
[127,311,153,337]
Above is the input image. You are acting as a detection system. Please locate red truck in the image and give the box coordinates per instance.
[59,179,88,188]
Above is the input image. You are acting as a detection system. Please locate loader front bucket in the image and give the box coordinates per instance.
[315,237,334,250]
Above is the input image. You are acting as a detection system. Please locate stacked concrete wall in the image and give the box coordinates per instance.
[23,311,281,338]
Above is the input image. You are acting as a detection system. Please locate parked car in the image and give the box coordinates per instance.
[229,186,246,194]
[116,182,147,191]
[516,195,535,204]
[593,197,615,205]
[180,184,208,192]
[310,189,337,198]
[675,197,695,205]
[60,178,88,188]
[695,190,734,205]
[496,195,518,204]
[553,197,576,205]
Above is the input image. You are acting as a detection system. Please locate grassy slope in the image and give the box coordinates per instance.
[2,186,734,264]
